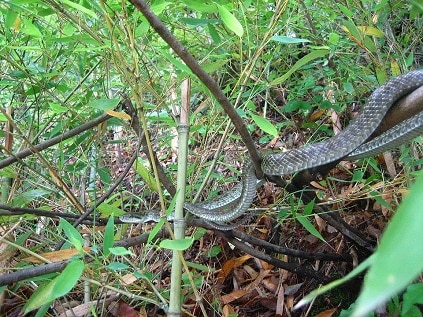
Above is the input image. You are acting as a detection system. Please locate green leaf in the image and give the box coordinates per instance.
[103,215,115,257]
[107,262,129,271]
[161,50,193,74]
[97,203,125,217]
[250,113,278,137]
[270,49,329,85]
[147,218,165,244]
[23,260,84,313]
[160,238,194,250]
[88,98,120,111]
[352,172,423,317]
[0,166,17,178]
[402,284,423,315]
[21,19,42,38]
[59,218,83,251]
[270,36,311,44]
[11,189,51,207]
[61,0,98,19]
[49,103,68,114]
[295,214,326,243]
[134,158,159,192]
[182,0,218,13]
[296,255,375,309]
[217,4,243,37]
[109,246,134,256]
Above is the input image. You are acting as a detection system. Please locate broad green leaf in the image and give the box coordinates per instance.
[23,259,84,313]
[0,166,17,178]
[270,49,329,85]
[109,246,134,256]
[356,26,385,37]
[88,98,120,111]
[402,284,423,315]
[250,113,278,137]
[182,0,217,13]
[160,238,194,250]
[270,36,311,44]
[180,18,220,27]
[208,23,221,43]
[202,59,229,73]
[59,218,83,251]
[352,172,423,317]
[217,4,243,37]
[11,189,51,207]
[21,19,42,38]
[103,215,114,257]
[49,103,68,114]
[107,262,129,271]
[62,0,98,18]
[97,203,125,217]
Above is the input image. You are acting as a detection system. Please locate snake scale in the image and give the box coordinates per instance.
[120,70,423,229]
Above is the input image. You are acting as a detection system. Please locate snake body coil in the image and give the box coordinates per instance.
[121,70,423,229]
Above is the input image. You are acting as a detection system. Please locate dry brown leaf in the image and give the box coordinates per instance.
[222,304,236,316]
[217,254,252,283]
[315,307,337,317]
[24,247,91,263]
[221,289,248,305]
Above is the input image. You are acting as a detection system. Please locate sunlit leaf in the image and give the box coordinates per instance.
[88,98,120,111]
[160,238,194,250]
[270,36,311,44]
[250,113,278,137]
[217,4,243,37]
[352,172,423,316]
[23,260,84,313]
[59,218,83,251]
[103,215,115,257]
[270,49,329,85]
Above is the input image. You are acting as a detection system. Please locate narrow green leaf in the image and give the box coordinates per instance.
[352,172,423,317]
[250,113,278,137]
[270,36,311,44]
[147,218,165,244]
[160,238,194,250]
[103,214,115,257]
[217,4,243,37]
[59,218,83,251]
[161,50,193,74]
[270,49,329,85]
[296,255,375,309]
[134,159,159,192]
[296,215,326,243]
[23,260,84,313]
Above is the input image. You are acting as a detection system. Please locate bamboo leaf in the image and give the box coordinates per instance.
[23,260,84,313]
[217,4,243,37]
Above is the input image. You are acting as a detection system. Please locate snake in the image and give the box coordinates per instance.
[120,70,423,229]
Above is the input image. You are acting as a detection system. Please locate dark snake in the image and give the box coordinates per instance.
[120,70,423,229]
